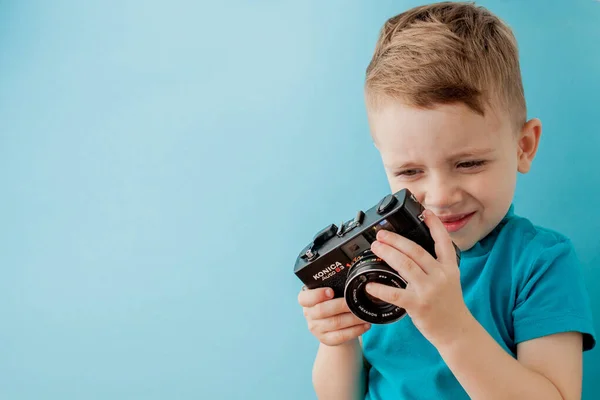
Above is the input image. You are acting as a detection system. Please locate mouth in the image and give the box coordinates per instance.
[438,212,476,233]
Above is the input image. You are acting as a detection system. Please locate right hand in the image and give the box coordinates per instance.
[298,287,372,346]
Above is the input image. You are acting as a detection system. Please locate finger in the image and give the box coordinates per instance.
[370,240,426,285]
[321,323,372,346]
[365,282,413,309]
[298,287,333,307]
[306,298,349,320]
[375,229,436,274]
[423,209,457,266]
[317,312,368,334]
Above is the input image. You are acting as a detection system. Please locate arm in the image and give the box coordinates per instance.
[313,338,367,400]
[363,211,592,400]
[298,287,371,400]
[437,313,583,400]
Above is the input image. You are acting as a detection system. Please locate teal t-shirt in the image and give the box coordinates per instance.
[361,205,596,399]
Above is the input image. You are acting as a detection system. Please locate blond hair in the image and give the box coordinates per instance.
[365,2,526,130]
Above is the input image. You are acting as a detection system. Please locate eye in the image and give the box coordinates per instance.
[394,169,421,177]
[457,160,487,169]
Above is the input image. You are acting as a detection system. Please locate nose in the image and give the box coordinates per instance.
[421,174,462,212]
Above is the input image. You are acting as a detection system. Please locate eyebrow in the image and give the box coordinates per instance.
[449,147,496,159]
[384,147,496,170]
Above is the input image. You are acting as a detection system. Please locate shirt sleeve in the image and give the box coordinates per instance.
[512,238,596,351]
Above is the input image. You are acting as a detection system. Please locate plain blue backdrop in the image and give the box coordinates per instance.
[1,0,598,399]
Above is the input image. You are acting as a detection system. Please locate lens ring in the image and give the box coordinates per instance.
[344,250,408,324]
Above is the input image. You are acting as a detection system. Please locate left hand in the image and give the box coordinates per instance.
[365,209,472,348]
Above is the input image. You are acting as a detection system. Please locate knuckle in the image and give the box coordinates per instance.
[413,245,426,259]
[313,302,326,319]
[331,314,343,330]
[400,257,413,271]
[332,300,346,316]
[334,330,347,344]
[420,285,435,299]
[418,296,432,313]
[438,272,451,285]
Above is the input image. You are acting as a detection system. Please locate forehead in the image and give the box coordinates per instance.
[369,101,510,164]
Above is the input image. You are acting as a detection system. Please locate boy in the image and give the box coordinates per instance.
[297,2,596,399]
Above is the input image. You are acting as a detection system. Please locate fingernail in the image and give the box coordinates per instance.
[377,230,387,240]
[325,288,333,298]
[364,324,371,329]
[365,283,374,292]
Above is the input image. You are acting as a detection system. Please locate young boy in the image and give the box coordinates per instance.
[297,2,596,399]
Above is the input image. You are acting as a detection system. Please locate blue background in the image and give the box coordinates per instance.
[1,0,598,399]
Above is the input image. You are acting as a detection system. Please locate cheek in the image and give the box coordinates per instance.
[388,180,419,201]
[469,166,516,208]
[385,173,409,194]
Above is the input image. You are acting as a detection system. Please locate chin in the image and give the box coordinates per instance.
[448,232,479,252]
[456,239,477,252]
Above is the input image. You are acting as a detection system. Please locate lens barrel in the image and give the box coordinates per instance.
[344,250,408,324]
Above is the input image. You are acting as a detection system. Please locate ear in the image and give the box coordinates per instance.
[517,118,542,174]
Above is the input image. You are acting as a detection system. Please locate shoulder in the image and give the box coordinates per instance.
[493,213,576,271]
[484,212,584,299]
[496,213,596,351]
[498,212,569,248]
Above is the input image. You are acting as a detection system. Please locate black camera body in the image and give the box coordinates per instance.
[293,188,461,324]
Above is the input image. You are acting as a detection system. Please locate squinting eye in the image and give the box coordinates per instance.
[395,169,420,177]
[457,160,486,169]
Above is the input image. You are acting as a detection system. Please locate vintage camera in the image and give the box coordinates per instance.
[293,188,461,324]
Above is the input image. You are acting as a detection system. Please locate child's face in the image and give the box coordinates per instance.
[368,101,536,251]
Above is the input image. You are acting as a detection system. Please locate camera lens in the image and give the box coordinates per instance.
[343,250,407,324]
[365,291,386,306]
